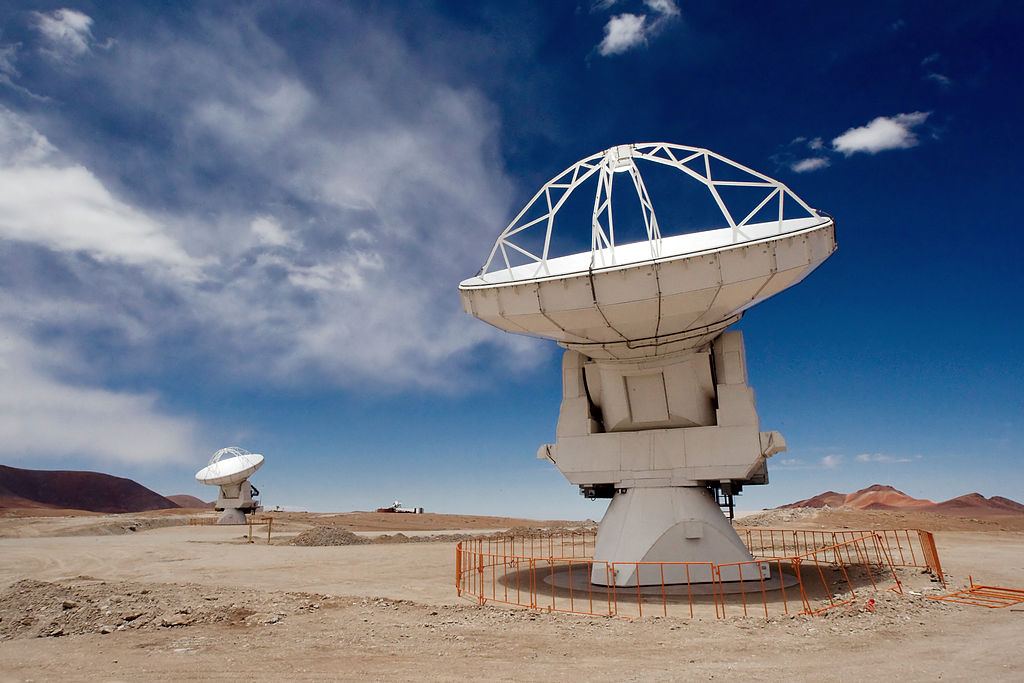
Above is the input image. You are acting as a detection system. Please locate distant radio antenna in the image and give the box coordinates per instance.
[194,447,265,525]
[460,142,836,586]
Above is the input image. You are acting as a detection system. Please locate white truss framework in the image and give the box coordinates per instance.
[480,142,822,278]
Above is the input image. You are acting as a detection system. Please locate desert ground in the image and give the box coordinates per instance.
[1,507,1023,682]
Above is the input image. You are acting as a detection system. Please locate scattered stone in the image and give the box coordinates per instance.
[160,613,192,627]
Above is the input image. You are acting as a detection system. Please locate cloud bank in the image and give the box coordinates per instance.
[0,5,537,464]
[0,331,200,465]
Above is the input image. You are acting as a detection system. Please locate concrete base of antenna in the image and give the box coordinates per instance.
[538,330,785,587]
[214,480,259,525]
[591,487,766,586]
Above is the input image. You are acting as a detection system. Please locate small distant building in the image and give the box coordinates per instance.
[376,500,424,514]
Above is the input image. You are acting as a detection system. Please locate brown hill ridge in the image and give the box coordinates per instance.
[166,494,213,509]
[781,484,1024,515]
[0,465,180,514]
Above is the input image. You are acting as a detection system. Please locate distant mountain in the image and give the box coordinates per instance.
[780,484,1024,515]
[167,494,213,509]
[0,465,180,513]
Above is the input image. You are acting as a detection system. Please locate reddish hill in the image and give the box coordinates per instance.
[0,465,180,514]
[167,494,213,509]
[781,484,1024,515]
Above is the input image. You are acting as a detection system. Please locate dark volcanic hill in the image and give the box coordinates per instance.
[781,484,1024,515]
[0,465,180,513]
[166,494,213,509]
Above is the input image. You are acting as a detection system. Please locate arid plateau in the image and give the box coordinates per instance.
[1,498,1023,681]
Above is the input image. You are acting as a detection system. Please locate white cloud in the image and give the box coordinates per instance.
[0,330,200,465]
[0,43,17,77]
[32,8,94,61]
[0,13,535,398]
[821,454,843,468]
[832,111,931,156]
[645,0,680,17]
[0,165,199,271]
[598,14,648,55]
[924,72,952,89]
[596,1,680,56]
[250,216,292,247]
[0,109,199,274]
[807,137,824,151]
[0,107,55,163]
[791,157,830,173]
[855,453,921,464]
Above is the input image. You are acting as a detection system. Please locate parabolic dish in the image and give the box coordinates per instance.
[459,143,837,360]
[195,447,264,486]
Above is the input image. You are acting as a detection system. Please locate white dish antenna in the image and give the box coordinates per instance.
[460,143,836,586]
[194,447,265,524]
[460,142,834,360]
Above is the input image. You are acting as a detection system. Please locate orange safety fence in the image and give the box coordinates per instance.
[929,577,1024,609]
[736,527,944,586]
[188,514,273,542]
[455,528,927,620]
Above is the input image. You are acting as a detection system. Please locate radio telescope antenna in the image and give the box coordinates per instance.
[195,446,265,525]
[460,143,836,586]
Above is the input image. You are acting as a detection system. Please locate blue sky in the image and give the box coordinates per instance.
[0,1,1020,518]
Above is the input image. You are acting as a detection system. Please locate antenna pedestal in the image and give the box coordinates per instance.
[591,486,765,586]
[539,332,785,586]
[215,480,259,525]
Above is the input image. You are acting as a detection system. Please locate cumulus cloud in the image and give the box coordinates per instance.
[832,111,931,156]
[596,0,679,56]
[598,14,648,55]
[0,329,200,464]
[790,157,830,173]
[32,8,94,61]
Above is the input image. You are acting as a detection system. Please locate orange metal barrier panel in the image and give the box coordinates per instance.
[454,528,932,620]
[930,577,1024,608]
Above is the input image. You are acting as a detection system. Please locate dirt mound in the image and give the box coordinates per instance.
[290,527,369,546]
[288,527,483,546]
[780,484,1023,516]
[0,465,180,513]
[0,578,329,640]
